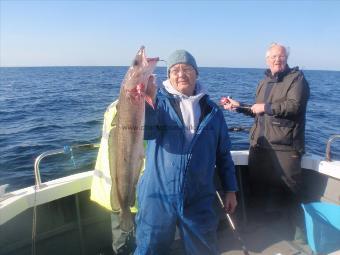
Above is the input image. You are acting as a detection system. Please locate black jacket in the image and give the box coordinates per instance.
[248,66,310,153]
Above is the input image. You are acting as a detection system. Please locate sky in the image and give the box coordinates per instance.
[1,0,340,71]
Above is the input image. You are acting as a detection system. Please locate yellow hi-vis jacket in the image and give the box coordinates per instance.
[90,100,141,213]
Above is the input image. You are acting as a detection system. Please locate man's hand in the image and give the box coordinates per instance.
[223,192,237,214]
[221,97,240,111]
[250,103,265,114]
[145,75,158,107]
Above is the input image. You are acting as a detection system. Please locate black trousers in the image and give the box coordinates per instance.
[248,146,303,195]
[247,146,305,239]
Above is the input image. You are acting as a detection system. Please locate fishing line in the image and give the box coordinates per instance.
[64,145,77,168]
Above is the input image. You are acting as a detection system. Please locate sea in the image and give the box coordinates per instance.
[1,66,339,192]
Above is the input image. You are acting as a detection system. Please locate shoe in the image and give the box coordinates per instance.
[116,245,132,255]
[292,240,313,255]
[292,227,313,255]
[294,226,307,244]
[96,246,115,255]
[116,233,136,255]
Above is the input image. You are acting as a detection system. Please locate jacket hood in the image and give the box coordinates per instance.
[160,80,210,145]
[265,65,300,82]
[162,79,207,99]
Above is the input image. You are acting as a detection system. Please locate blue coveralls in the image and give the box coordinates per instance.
[135,88,237,255]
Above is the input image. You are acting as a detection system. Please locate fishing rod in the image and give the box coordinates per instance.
[219,96,252,110]
[216,191,250,255]
[235,105,252,110]
[219,103,252,110]
[219,97,252,133]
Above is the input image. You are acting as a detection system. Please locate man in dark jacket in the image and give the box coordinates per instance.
[222,43,310,243]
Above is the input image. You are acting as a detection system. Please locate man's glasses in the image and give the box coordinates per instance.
[170,66,195,76]
[269,55,286,60]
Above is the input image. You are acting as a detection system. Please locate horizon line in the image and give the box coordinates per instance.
[0,65,339,72]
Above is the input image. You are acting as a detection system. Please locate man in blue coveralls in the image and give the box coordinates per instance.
[134,50,238,255]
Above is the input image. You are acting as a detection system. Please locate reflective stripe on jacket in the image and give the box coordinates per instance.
[90,100,121,212]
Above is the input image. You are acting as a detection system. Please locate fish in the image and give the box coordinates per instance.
[111,46,158,232]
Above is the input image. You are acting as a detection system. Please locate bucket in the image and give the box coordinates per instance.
[302,202,340,254]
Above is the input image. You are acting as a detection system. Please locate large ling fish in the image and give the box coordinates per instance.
[111,46,158,232]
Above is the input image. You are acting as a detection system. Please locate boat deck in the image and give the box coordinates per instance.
[217,216,311,255]
[168,206,312,255]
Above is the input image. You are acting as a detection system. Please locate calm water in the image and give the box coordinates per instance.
[1,67,339,191]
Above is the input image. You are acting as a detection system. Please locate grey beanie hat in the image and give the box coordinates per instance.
[167,50,198,77]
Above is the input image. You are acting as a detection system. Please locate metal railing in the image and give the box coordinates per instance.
[33,143,99,188]
[325,135,340,162]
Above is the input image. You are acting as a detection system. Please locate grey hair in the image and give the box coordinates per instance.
[265,43,290,59]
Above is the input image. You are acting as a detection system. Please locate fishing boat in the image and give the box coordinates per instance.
[1,135,339,255]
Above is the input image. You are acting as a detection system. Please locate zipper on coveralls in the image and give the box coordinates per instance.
[180,107,218,209]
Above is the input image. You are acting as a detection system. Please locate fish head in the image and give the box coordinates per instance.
[123,46,159,106]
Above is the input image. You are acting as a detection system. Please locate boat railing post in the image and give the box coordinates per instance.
[33,143,99,189]
[75,193,86,255]
[325,134,340,162]
[34,149,64,188]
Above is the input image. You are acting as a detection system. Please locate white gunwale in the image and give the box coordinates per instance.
[1,150,339,226]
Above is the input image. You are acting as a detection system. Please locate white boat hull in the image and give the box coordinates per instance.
[1,151,339,255]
